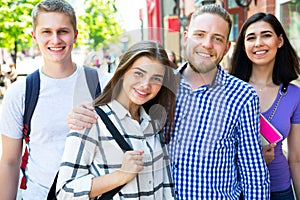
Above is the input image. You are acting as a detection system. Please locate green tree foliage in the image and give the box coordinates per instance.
[0,0,40,62]
[78,0,123,50]
[0,0,123,63]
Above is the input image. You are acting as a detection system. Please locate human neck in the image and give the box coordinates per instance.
[183,64,216,90]
[249,78,274,92]
[116,95,140,122]
[42,61,76,78]
[129,105,140,122]
[250,63,274,82]
[249,68,275,92]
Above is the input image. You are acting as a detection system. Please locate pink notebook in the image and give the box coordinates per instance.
[260,114,283,145]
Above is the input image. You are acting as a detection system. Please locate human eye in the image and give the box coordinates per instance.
[134,70,143,77]
[58,29,69,34]
[262,33,272,38]
[151,76,163,84]
[41,30,51,34]
[245,36,255,41]
[194,32,204,38]
[213,36,224,43]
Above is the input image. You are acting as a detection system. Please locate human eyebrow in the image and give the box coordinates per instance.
[39,27,51,31]
[246,30,273,38]
[245,32,255,38]
[214,33,226,40]
[153,73,164,79]
[59,27,72,31]
[133,66,164,77]
[193,29,205,34]
[261,30,274,35]
[133,67,146,73]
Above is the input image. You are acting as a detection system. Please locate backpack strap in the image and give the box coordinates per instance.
[48,107,132,200]
[95,107,132,151]
[94,107,132,199]
[21,66,101,190]
[83,66,101,99]
[281,82,288,93]
[20,69,40,189]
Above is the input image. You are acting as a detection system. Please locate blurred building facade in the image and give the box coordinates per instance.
[141,0,299,66]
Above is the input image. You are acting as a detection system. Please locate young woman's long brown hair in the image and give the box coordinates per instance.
[94,40,179,142]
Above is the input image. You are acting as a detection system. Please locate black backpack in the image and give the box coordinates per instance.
[20,66,101,190]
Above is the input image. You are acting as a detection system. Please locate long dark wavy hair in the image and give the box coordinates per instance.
[230,12,300,85]
[94,40,179,142]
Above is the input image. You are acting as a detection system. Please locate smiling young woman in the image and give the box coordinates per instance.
[56,40,179,199]
[231,12,300,200]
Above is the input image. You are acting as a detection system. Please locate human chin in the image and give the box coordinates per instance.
[130,95,148,106]
[191,59,216,73]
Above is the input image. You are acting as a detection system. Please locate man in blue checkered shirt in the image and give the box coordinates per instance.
[168,4,270,199]
[67,5,270,199]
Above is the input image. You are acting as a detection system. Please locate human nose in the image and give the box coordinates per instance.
[201,36,213,49]
[254,37,262,47]
[140,77,151,88]
[51,32,61,43]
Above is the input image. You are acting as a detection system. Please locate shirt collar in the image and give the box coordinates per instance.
[178,62,227,90]
[109,100,151,122]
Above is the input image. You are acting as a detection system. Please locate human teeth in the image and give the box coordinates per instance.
[197,52,210,57]
[50,47,63,51]
[255,51,266,55]
[137,90,147,95]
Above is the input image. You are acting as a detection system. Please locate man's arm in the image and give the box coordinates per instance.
[0,135,23,200]
[67,102,98,130]
[238,97,270,199]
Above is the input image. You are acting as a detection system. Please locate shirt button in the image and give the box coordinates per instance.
[177,139,180,143]
[149,180,152,184]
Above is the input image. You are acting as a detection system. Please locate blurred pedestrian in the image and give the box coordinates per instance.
[4,63,18,89]
[167,50,178,68]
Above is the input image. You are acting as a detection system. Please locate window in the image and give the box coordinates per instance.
[280,1,300,55]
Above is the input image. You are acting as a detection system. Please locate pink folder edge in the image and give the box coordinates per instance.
[260,114,283,144]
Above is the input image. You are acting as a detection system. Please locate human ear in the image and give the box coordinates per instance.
[278,34,284,48]
[74,29,78,43]
[31,31,37,44]
[224,41,231,56]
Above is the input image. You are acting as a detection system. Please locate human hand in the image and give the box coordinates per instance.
[67,102,98,130]
[119,150,144,183]
[262,143,276,164]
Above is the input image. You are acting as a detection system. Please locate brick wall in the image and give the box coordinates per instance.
[248,0,276,17]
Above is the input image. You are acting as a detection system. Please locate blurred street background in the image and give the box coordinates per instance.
[0,0,299,198]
